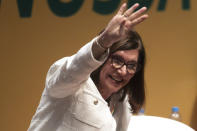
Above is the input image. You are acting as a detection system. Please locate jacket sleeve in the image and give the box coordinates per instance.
[46,38,109,98]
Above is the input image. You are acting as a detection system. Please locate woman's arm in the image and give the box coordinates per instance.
[46,38,108,98]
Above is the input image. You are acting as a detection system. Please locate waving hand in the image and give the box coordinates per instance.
[98,3,148,48]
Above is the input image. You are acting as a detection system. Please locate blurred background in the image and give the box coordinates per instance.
[0,0,196,130]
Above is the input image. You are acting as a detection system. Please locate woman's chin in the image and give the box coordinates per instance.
[105,78,123,92]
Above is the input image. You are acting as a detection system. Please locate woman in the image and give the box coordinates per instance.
[28,3,148,131]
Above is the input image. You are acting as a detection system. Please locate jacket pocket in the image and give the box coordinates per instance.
[72,91,108,129]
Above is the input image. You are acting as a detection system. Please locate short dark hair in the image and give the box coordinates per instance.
[91,30,146,114]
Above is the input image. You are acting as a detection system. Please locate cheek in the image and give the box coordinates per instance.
[99,66,109,80]
[124,75,134,84]
[100,62,113,75]
[100,67,113,81]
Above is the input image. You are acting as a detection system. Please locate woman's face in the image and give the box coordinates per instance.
[99,49,139,94]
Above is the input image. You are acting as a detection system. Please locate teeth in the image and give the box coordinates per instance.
[114,78,121,82]
[110,75,122,82]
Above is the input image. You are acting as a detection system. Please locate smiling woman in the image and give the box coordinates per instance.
[27,3,148,131]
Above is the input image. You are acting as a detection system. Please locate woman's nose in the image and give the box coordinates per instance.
[117,65,127,76]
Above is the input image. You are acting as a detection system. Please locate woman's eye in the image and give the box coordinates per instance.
[113,58,122,63]
[127,64,135,69]
[116,60,123,64]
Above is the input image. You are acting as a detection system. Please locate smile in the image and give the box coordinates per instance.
[109,75,123,83]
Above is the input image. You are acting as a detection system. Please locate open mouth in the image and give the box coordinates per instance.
[109,75,123,83]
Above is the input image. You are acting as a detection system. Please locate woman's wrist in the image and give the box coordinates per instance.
[92,37,108,61]
[97,32,114,49]
[95,37,108,50]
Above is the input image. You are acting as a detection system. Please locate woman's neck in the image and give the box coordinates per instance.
[97,84,112,100]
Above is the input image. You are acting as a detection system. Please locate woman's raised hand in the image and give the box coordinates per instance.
[98,3,148,49]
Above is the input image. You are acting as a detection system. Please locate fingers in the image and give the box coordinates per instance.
[129,14,149,27]
[128,7,147,21]
[123,3,139,17]
[117,3,127,15]
[123,4,148,30]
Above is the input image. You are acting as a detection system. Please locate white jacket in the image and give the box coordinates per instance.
[28,38,131,131]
